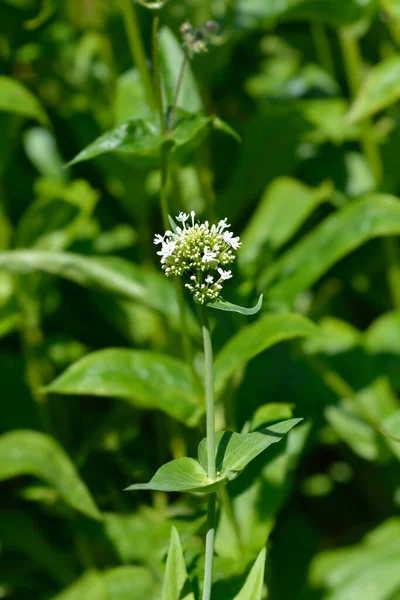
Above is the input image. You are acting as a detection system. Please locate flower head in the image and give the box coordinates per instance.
[154,211,240,303]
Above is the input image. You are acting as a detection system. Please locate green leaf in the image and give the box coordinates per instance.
[207,294,263,315]
[364,311,400,354]
[239,177,331,271]
[52,566,157,600]
[325,406,379,461]
[125,457,215,493]
[347,56,400,123]
[0,430,101,520]
[0,251,198,335]
[214,313,318,396]
[159,27,202,114]
[115,69,151,123]
[261,195,400,306]
[67,110,237,168]
[303,317,361,355]
[162,527,195,600]
[46,349,202,425]
[198,419,302,478]
[135,0,168,8]
[233,548,266,600]
[0,76,49,125]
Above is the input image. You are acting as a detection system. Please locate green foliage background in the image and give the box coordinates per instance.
[2,0,400,598]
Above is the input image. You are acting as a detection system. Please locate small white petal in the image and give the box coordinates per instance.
[205,275,214,284]
[153,234,164,245]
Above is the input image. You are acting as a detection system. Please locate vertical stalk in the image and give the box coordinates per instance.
[167,53,188,133]
[338,27,383,184]
[120,0,156,110]
[311,22,335,78]
[152,11,165,134]
[200,305,216,600]
[383,237,400,309]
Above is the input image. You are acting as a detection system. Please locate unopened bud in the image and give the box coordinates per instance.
[205,20,218,33]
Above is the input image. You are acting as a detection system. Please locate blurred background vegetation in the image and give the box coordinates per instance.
[2,0,400,598]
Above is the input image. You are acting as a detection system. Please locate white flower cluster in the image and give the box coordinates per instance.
[154,211,241,304]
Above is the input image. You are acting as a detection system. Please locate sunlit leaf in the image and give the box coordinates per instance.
[125,457,215,493]
[46,349,202,425]
[162,527,195,600]
[261,194,400,307]
[67,110,237,168]
[364,311,400,354]
[233,548,266,600]
[207,294,263,315]
[347,56,400,123]
[198,419,302,477]
[0,430,100,520]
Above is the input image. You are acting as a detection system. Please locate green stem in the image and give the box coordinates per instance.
[311,22,335,78]
[167,53,188,133]
[201,306,216,479]
[338,27,383,184]
[200,305,216,600]
[202,494,216,600]
[152,11,166,134]
[120,0,156,110]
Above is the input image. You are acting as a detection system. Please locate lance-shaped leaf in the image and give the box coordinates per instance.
[233,548,266,600]
[125,457,217,493]
[207,294,263,315]
[214,313,318,397]
[162,527,195,600]
[260,195,400,306]
[198,419,302,477]
[0,76,49,125]
[67,110,238,168]
[0,431,100,520]
[347,56,400,123]
[0,251,198,336]
[46,349,202,426]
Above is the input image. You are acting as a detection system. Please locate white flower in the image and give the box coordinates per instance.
[217,218,231,233]
[218,268,232,280]
[157,240,176,258]
[153,234,164,245]
[202,246,217,263]
[223,230,241,250]
[154,212,240,303]
[176,212,189,226]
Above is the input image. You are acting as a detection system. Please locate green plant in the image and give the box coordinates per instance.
[2,0,400,598]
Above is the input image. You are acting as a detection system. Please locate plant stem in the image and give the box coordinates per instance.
[200,304,216,600]
[338,27,383,184]
[167,53,188,133]
[152,11,166,134]
[201,305,216,479]
[203,494,216,600]
[311,22,335,78]
[120,0,156,110]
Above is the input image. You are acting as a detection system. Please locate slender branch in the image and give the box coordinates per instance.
[167,53,188,133]
[201,305,216,479]
[201,304,216,600]
[120,0,156,110]
[383,237,400,309]
[152,11,166,133]
[311,22,335,78]
[202,494,216,600]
